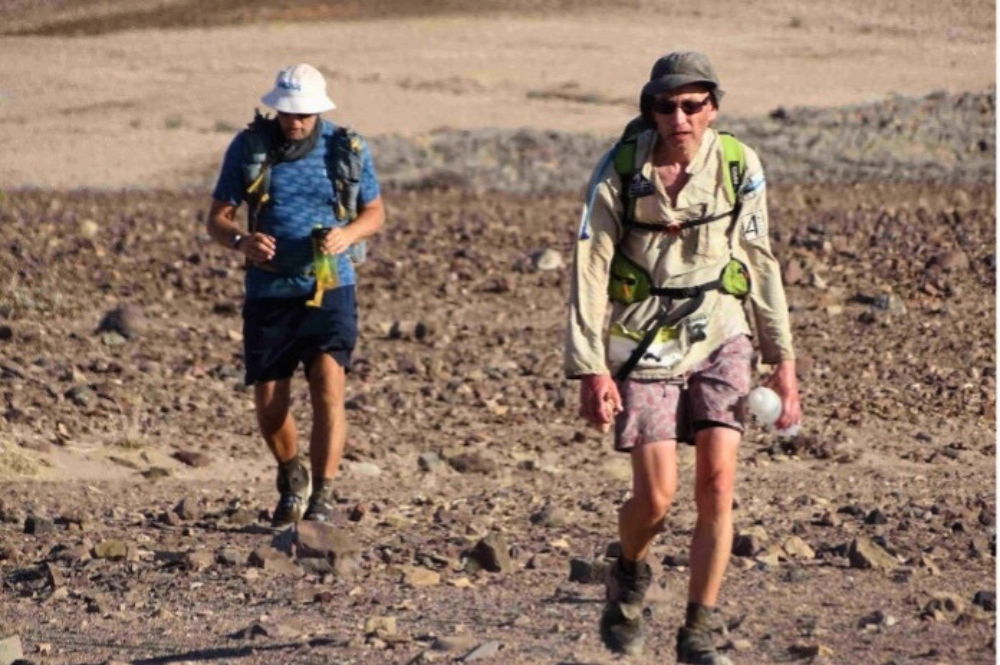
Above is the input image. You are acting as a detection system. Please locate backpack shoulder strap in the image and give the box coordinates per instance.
[240,110,277,232]
[718,131,747,205]
[327,125,364,221]
[718,131,748,251]
[241,131,271,193]
[612,136,640,229]
[613,130,747,239]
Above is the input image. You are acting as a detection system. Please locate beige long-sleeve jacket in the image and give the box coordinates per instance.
[564,127,795,380]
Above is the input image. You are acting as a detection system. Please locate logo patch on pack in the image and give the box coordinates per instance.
[627,173,655,198]
[741,211,766,240]
[741,173,766,200]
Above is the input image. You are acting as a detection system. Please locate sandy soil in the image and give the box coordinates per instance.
[0,0,994,190]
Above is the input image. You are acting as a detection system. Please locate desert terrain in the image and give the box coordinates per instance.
[0,1,995,664]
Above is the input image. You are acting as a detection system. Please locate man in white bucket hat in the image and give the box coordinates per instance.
[207,63,385,526]
[261,63,337,117]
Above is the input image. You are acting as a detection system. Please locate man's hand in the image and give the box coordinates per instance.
[580,374,623,433]
[320,226,356,255]
[239,232,276,263]
[764,360,801,430]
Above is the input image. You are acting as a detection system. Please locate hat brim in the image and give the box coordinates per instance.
[641,75,722,100]
[260,90,336,114]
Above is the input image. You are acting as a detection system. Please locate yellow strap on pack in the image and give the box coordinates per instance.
[610,322,681,344]
[247,172,266,194]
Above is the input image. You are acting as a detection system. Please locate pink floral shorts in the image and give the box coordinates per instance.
[614,335,754,451]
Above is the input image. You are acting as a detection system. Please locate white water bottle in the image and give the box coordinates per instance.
[746,386,782,426]
[747,386,800,438]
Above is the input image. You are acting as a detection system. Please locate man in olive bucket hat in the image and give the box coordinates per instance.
[566,51,801,662]
[207,64,385,526]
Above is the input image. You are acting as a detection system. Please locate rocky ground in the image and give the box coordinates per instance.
[0,173,995,663]
[0,12,995,658]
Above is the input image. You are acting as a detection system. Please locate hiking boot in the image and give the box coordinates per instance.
[599,556,653,655]
[303,480,335,522]
[271,492,306,527]
[271,458,310,527]
[676,626,733,665]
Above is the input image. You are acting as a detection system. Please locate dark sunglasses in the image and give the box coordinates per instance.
[650,95,713,116]
[277,111,315,120]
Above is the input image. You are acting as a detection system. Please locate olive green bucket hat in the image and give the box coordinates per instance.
[640,51,724,101]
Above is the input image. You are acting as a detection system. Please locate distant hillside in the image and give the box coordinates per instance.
[2,0,621,36]
[368,89,996,194]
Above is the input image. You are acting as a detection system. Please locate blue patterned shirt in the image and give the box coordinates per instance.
[212,119,380,299]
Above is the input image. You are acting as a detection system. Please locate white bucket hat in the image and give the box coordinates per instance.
[260,63,336,114]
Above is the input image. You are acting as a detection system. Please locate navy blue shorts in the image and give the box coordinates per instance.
[242,286,357,386]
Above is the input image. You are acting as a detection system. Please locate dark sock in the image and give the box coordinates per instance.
[313,477,335,495]
[277,457,309,494]
[685,601,714,633]
[619,556,643,576]
[278,457,300,473]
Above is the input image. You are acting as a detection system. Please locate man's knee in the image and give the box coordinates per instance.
[255,383,290,429]
[308,354,346,406]
[633,487,675,523]
[695,469,735,514]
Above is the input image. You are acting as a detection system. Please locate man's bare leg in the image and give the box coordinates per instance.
[254,378,297,462]
[254,378,309,525]
[619,440,679,562]
[302,353,347,522]
[601,440,678,655]
[677,426,740,665]
[688,427,740,605]
[306,353,347,481]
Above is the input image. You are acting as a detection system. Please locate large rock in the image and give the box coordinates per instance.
[43,563,65,589]
[364,616,397,636]
[530,248,564,271]
[447,452,497,475]
[471,533,512,573]
[782,536,816,560]
[97,303,147,339]
[530,503,568,527]
[273,522,362,577]
[293,522,358,557]
[217,548,247,567]
[973,590,996,612]
[847,537,897,571]
[417,452,446,473]
[463,640,503,661]
[23,515,54,536]
[248,546,303,576]
[174,497,201,521]
[568,558,608,584]
[185,550,214,571]
[733,526,769,557]
[0,635,22,665]
[401,566,441,588]
[173,451,212,468]
[93,540,128,561]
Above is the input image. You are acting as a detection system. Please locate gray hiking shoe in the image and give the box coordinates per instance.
[271,458,310,527]
[599,557,653,655]
[303,481,335,522]
[676,626,733,665]
[271,492,305,527]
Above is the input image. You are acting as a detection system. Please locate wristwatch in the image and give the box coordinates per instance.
[230,233,245,250]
